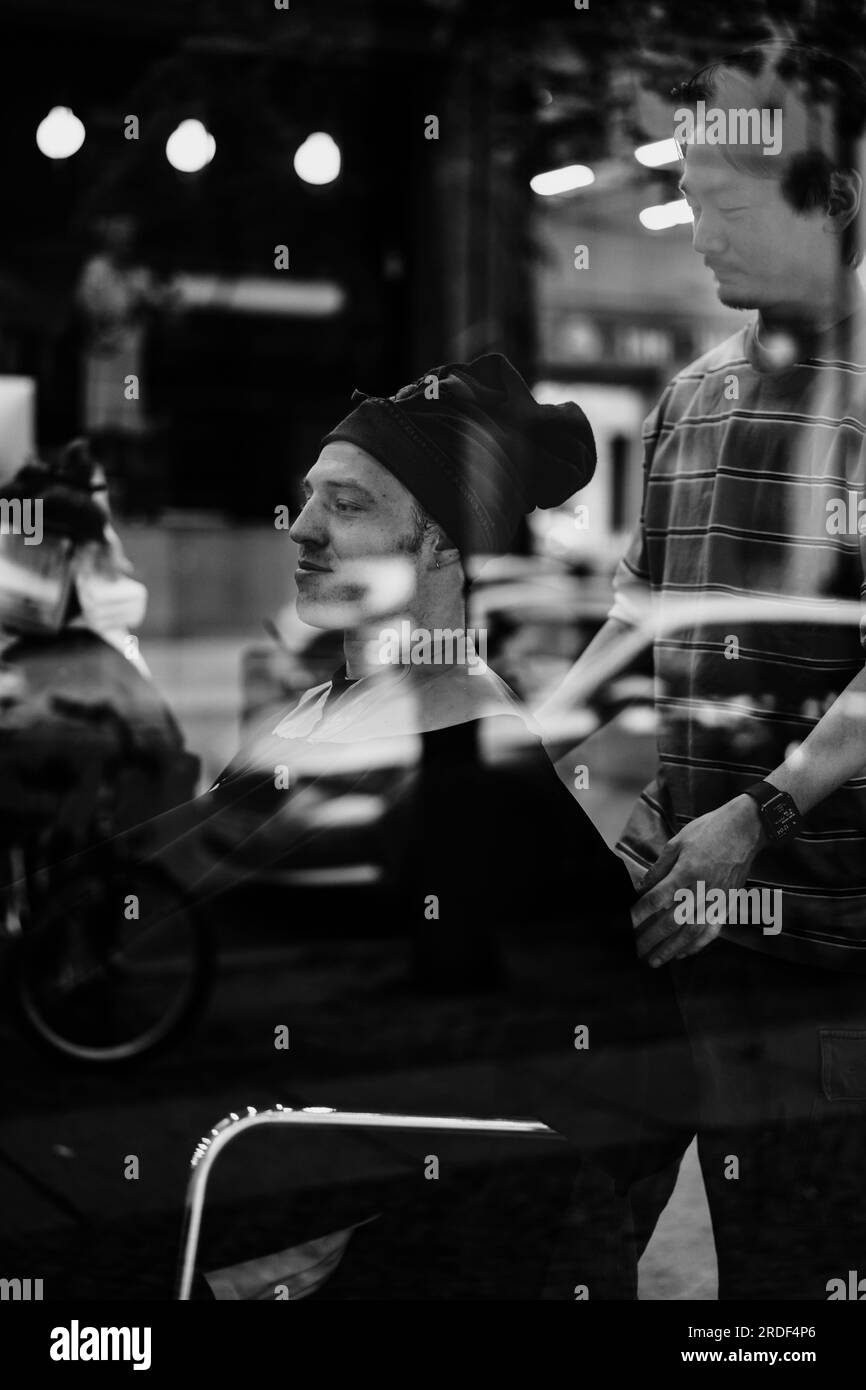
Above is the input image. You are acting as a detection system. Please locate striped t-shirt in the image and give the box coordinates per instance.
[611,305,866,971]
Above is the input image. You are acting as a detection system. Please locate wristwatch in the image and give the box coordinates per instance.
[743,780,802,844]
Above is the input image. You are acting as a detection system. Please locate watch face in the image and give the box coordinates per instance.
[765,792,799,839]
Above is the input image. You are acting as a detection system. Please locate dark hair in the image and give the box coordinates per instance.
[0,440,107,544]
[672,41,866,268]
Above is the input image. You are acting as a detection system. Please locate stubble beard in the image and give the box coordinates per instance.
[716,286,759,311]
[295,528,424,631]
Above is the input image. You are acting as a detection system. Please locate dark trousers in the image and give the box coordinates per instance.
[669,939,866,1300]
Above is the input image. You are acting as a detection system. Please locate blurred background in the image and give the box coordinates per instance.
[2,0,866,1303]
[2,0,864,780]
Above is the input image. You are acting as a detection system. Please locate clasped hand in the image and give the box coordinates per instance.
[631,795,766,967]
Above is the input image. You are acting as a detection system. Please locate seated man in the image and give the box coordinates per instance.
[160,355,696,1298]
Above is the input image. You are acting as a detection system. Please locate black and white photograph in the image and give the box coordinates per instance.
[0,0,865,1365]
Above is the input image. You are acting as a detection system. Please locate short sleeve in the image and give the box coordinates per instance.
[607,394,669,628]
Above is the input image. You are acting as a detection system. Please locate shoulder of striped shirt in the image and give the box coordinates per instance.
[669,318,866,390]
[641,327,751,435]
[644,319,866,441]
[651,325,751,395]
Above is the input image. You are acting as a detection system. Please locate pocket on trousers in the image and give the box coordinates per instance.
[820,1029,866,1101]
[796,1033,866,1249]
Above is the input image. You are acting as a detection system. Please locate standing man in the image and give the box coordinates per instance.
[539,41,866,1299]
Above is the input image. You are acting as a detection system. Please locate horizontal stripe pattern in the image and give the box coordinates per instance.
[611,316,866,969]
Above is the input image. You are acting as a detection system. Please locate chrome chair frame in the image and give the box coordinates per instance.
[176,1105,562,1300]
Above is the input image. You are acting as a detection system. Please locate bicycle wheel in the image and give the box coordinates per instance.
[11,860,213,1063]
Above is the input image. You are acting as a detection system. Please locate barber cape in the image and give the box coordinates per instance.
[176,646,532,902]
[0,628,197,847]
[193,644,697,1190]
[205,647,539,832]
[193,647,696,1300]
[276,646,532,749]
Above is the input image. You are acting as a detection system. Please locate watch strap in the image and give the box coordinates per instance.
[744,780,785,811]
[744,781,801,842]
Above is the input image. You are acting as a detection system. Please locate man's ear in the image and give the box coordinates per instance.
[826,168,862,231]
[429,525,461,570]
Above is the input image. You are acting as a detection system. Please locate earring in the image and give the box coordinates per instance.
[435,558,441,569]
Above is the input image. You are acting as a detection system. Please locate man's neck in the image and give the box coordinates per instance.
[759,272,865,337]
[344,599,467,679]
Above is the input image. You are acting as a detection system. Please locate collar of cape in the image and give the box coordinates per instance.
[272,655,533,745]
[212,655,541,791]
